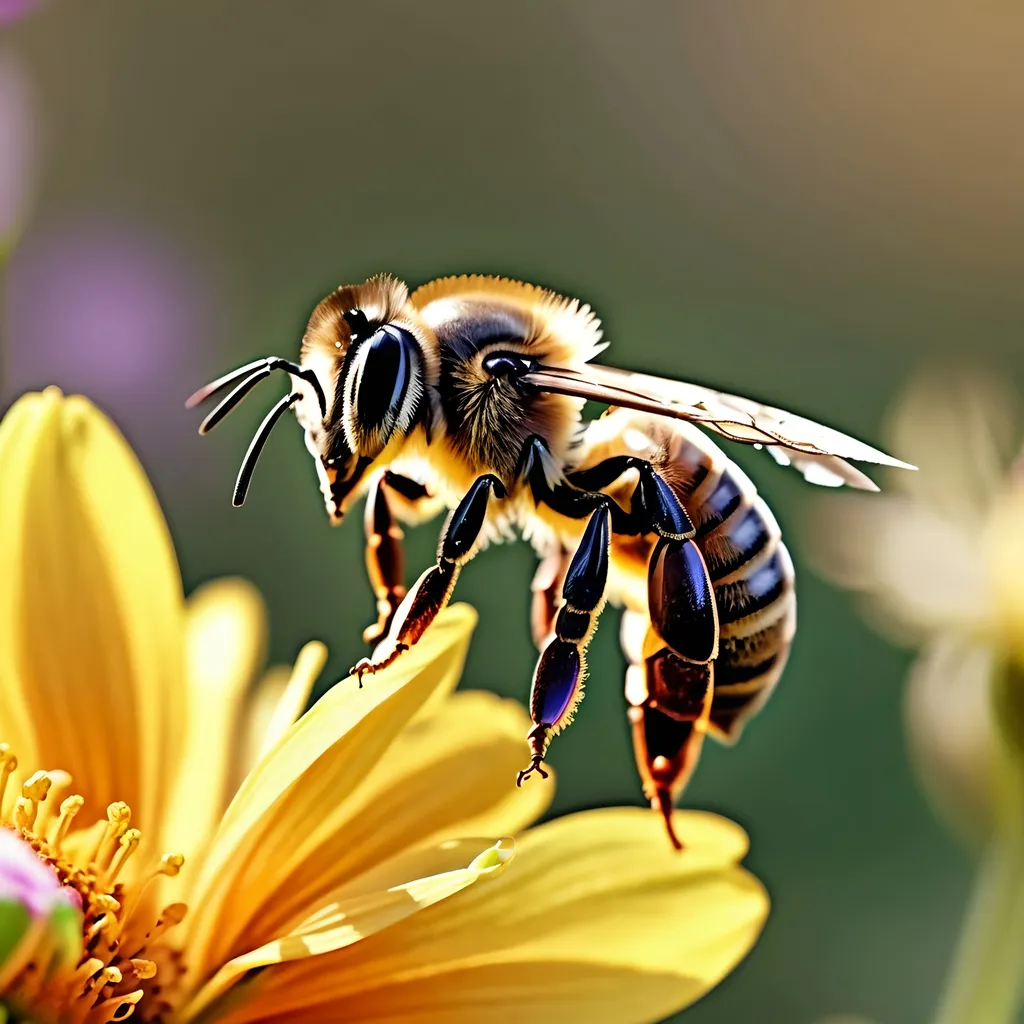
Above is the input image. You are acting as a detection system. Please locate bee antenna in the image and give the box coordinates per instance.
[187,357,327,422]
[232,392,301,507]
[198,365,273,434]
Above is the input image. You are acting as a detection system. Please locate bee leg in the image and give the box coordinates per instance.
[362,472,407,646]
[351,474,506,681]
[648,535,719,663]
[623,611,715,851]
[530,546,570,650]
[568,456,694,540]
[518,503,611,784]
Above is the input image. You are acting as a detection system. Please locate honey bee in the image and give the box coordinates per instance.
[188,273,913,848]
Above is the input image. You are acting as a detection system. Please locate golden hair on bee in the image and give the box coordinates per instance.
[188,270,915,850]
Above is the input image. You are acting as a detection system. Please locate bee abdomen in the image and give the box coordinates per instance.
[691,463,796,742]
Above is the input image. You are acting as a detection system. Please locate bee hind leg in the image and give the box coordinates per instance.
[622,610,715,851]
[519,503,611,785]
[350,473,505,682]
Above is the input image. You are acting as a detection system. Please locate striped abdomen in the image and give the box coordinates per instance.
[574,409,797,742]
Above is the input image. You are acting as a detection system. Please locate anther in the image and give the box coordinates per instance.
[37,770,72,837]
[14,795,36,830]
[22,770,52,804]
[159,852,184,877]
[53,794,84,851]
[147,902,187,943]
[94,893,121,916]
[128,957,157,980]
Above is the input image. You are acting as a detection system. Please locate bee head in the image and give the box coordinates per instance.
[296,275,439,522]
[187,274,438,520]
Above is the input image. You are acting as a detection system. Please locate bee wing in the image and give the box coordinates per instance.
[523,363,915,492]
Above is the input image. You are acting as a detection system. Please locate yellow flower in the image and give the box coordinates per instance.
[0,388,767,1023]
[809,372,1024,838]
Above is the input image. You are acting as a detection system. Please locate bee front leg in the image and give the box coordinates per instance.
[518,503,611,785]
[362,472,407,646]
[351,474,505,682]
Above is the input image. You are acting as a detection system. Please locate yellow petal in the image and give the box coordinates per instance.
[251,642,328,765]
[0,390,184,827]
[220,689,553,950]
[184,604,476,978]
[234,665,292,792]
[161,578,267,872]
[233,645,327,794]
[180,836,515,1022]
[217,808,766,1023]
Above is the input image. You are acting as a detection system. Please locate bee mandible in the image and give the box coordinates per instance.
[187,273,913,848]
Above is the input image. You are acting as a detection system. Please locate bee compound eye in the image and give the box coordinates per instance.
[344,325,423,455]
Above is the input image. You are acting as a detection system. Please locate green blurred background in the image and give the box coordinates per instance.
[2,2,1023,1021]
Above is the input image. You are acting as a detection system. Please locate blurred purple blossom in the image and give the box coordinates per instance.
[3,216,226,458]
[0,0,38,26]
[0,829,74,919]
[0,52,36,243]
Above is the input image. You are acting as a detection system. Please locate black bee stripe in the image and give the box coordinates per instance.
[713,549,789,625]
[694,473,744,536]
[703,505,773,581]
[713,652,781,688]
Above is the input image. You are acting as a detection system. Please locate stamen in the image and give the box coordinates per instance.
[106,828,142,884]
[0,744,19,819]
[117,852,184,934]
[0,749,190,1022]
[53,795,85,852]
[94,803,132,870]
[37,770,73,837]
[84,989,143,1024]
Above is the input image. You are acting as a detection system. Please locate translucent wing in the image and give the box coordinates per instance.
[523,363,915,492]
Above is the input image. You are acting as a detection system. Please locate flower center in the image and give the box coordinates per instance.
[0,744,186,1023]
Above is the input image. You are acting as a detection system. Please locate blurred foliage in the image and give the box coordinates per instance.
[2,2,1023,1021]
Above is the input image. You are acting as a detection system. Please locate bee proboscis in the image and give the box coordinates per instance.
[188,273,913,848]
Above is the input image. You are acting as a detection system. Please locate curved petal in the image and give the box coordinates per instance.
[0,390,184,828]
[904,636,996,844]
[161,578,267,872]
[183,605,477,980]
[249,643,328,767]
[807,493,987,642]
[885,372,1018,523]
[217,808,766,1023]
[180,837,515,1022]
[217,690,554,952]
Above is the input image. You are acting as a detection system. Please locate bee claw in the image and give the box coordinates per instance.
[516,757,549,787]
[350,657,374,686]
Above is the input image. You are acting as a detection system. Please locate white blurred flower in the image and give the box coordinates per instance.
[810,372,1024,841]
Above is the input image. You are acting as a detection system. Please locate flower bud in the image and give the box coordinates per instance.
[0,829,82,983]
